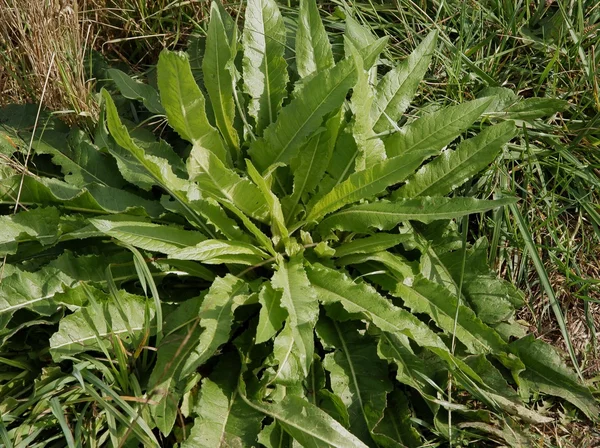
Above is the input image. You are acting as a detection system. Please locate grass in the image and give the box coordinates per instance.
[1,0,599,446]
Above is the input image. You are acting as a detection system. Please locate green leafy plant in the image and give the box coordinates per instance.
[1,0,597,446]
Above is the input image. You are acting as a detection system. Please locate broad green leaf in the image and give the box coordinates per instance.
[295,0,334,78]
[183,353,263,448]
[439,238,523,324]
[384,97,492,158]
[49,291,154,361]
[203,1,240,154]
[319,197,518,233]
[102,89,187,194]
[306,150,432,222]
[108,68,165,114]
[372,390,421,448]
[307,264,449,355]
[245,395,369,448]
[89,216,207,254]
[337,251,416,281]
[0,206,61,255]
[256,282,287,344]
[249,58,356,172]
[187,145,269,222]
[305,356,351,427]
[103,89,218,237]
[283,111,341,225]
[377,331,443,399]
[318,126,360,194]
[348,43,386,171]
[180,274,249,378]
[511,335,599,421]
[168,239,268,265]
[157,50,229,165]
[149,275,248,433]
[333,234,412,259]
[317,318,392,444]
[247,160,289,242]
[242,0,288,134]
[371,31,437,133]
[343,15,388,70]
[0,174,162,217]
[31,128,125,188]
[257,422,292,448]
[394,276,508,355]
[183,195,250,242]
[394,121,517,198]
[0,267,77,317]
[270,255,319,383]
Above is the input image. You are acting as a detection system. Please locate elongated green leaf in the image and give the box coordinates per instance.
[183,195,250,242]
[296,0,334,78]
[333,234,411,259]
[103,89,220,237]
[49,291,154,361]
[102,89,189,195]
[337,251,416,281]
[307,264,449,355]
[242,0,288,134]
[502,97,568,120]
[183,353,263,448]
[377,331,443,399]
[157,50,229,165]
[439,238,523,325]
[108,68,165,114]
[384,97,492,158]
[181,274,249,377]
[372,390,421,448]
[256,282,286,344]
[0,267,76,317]
[32,128,125,188]
[343,17,389,71]
[246,160,288,241]
[283,111,341,224]
[257,422,292,448]
[249,58,356,172]
[0,173,162,217]
[394,276,508,355]
[371,31,437,133]
[187,145,269,222]
[319,197,517,233]
[0,206,61,255]
[168,239,268,265]
[89,216,206,254]
[245,395,368,448]
[317,318,392,444]
[271,255,319,383]
[203,1,240,153]
[394,121,516,198]
[149,275,248,433]
[348,43,386,171]
[511,335,599,420]
[306,151,432,222]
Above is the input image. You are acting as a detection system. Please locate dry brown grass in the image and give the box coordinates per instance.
[0,0,98,124]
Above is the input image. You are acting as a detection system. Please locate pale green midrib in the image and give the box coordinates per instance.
[404,131,510,198]
[51,326,144,350]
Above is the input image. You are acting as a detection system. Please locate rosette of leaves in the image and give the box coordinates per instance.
[0,0,597,446]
